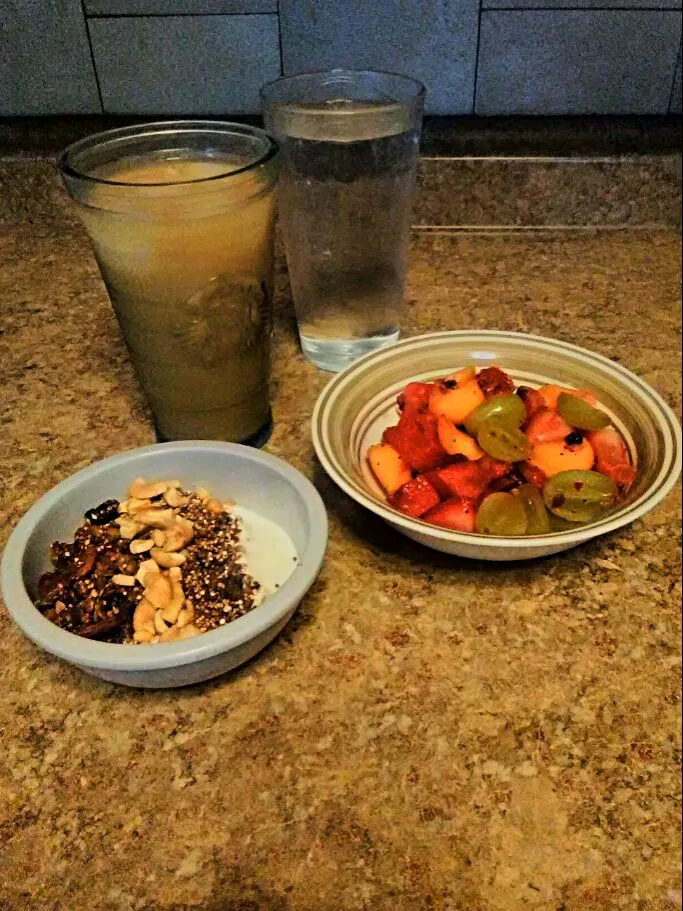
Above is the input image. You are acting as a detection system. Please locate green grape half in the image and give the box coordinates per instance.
[477,419,531,462]
[514,483,551,535]
[557,392,611,431]
[543,470,619,523]
[464,393,526,437]
[476,492,528,536]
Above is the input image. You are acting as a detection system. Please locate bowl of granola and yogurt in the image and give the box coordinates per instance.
[0,442,327,687]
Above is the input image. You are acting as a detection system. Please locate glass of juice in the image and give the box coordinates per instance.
[262,70,425,373]
[59,121,279,444]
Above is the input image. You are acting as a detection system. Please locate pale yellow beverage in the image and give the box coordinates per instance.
[60,123,279,443]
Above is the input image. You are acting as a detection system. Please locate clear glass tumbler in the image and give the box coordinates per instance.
[59,121,279,444]
[262,69,425,373]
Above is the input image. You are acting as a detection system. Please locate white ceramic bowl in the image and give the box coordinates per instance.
[1,441,327,687]
[312,330,681,561]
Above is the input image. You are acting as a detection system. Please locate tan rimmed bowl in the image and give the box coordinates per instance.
[312,330,681,561]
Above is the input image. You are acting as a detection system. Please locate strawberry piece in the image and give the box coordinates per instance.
[423,497,477,532]
[516,386,546,420]
[520,462,547,489]
[427,461,490,502]
[382,409,449,473]
[524,408,573,446]
[388,475,440,518]
[587,427,636,492]
[397,382,433,415]
[477,366,515,398]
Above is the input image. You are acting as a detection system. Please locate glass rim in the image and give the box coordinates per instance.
[260,68,426,104]
[58,119,279,189]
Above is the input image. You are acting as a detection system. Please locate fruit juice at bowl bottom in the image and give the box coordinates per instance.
[80,156,277,442]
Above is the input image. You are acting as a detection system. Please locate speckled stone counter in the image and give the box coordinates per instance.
[0,160,681,911]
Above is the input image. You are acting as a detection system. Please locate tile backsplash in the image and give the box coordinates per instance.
[1,0,682,116]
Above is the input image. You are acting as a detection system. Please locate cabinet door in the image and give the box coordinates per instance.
[278,0,479,115]
[89,15,280,114]
[0,0,101,114]
[476,11,682,115]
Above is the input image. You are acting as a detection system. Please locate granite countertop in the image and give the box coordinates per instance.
[0,158,681,911]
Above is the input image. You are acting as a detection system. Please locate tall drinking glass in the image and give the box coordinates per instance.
[59,121,279,444]
[262,70,425,373]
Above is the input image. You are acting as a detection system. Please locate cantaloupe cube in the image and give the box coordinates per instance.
[538,384,598,411]
[436,417,484,460]
[429,379,485,425]
[528,438,595,477]
[367,443,412,495]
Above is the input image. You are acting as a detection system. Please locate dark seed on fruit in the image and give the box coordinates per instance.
[573,482,584,491]
[552,494,565,508]
[565,432,584,446]
[442,379,457,389]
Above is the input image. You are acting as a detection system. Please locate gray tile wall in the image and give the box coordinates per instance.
[476,11,683,116]
[2,0,683,116]
[85,0,276,13]
[0,0,100,115]
[671,48,683,114]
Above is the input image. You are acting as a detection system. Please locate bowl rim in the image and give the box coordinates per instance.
[0,441,328,671]
[312,329,682,551]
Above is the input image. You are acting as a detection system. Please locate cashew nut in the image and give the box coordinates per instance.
[164,487,189,508]
[158,626,181,643]
[128,478,170,500]
[161,579,185,624]
[145,573,173,609]
[130,538,154,555]
[136,559,159,585]
[150,548,186,569]
[133,598,156,633]
[111,573,137,587]
[153,610,169,635]
[117,518,144,539]
[134,508,175,529]
[176,602,195,628]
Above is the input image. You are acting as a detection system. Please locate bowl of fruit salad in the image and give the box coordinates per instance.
[312,331,681,561]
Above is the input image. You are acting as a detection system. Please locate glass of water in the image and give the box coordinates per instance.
[262,69,425,372]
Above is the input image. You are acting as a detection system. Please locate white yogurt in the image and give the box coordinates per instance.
[230,506,299,604]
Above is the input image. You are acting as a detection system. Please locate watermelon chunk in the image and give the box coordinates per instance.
[423,497,477,532]
[426,461,490,501]
[397,381,433,415]
[388,475,440,518]
[477,366,515,398]
[524,408,573,446]
[382,409,449,473]
[587,427,637,492]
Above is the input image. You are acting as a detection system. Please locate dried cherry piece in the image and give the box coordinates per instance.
[84,499,120,526]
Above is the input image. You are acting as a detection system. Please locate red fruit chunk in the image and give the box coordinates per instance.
[516,386,546,420]
[477,366,515,398]
[382,410,448,473]
[423,497,477,532]
[520,462,547,489]
[524,408,573,446]
[427,461,490,501]
[388,475,440,518]
[397,381,433,415]
[479,455,511,480]
[587,427,637,492]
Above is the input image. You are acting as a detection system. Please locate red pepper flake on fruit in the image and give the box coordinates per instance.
[367,364,636,537]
